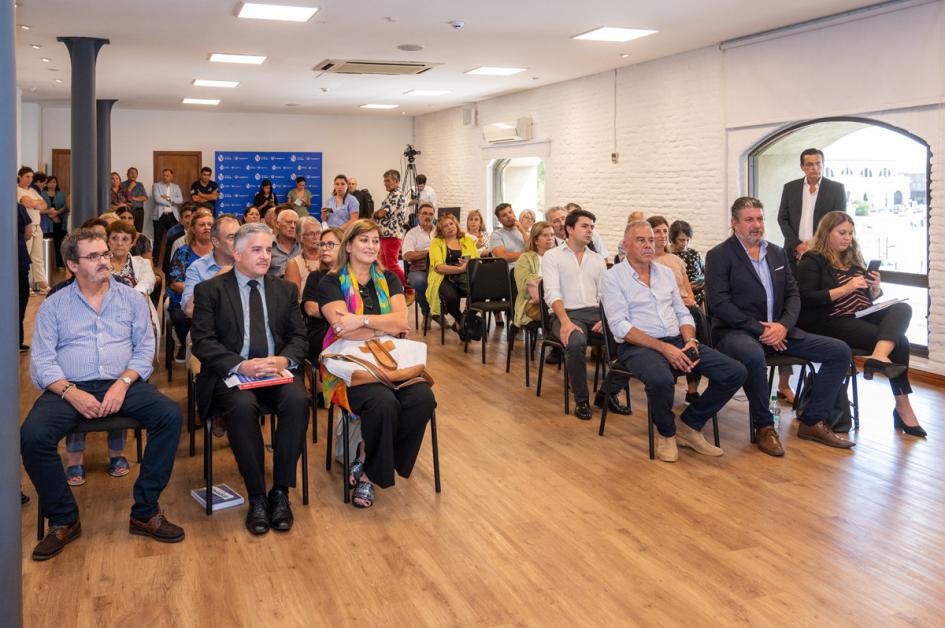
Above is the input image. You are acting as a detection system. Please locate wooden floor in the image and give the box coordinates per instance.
[17,292,945,627]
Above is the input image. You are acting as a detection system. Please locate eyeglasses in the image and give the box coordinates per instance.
[77,251,113,263]
[319,242,338,250]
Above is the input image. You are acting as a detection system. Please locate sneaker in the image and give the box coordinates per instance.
[108,456,131,477]
[174,346,186,363]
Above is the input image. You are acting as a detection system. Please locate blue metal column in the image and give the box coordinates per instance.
[1,2,24,626]
[96,99,117,212]
[57,36,108,225]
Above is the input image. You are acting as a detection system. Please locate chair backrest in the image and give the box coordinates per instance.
[597,302,620,367]
[537,280,556,338]
[467,257,511,303]
[508,266,518,305]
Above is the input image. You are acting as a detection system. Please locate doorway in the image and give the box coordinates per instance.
[153,151,202,205]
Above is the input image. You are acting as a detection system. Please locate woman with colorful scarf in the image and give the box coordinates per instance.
[316,220,436,508]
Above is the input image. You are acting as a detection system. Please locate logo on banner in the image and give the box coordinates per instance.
[246,165,251,171]
[254,173,260,180]
[290,155,297,163]
[254,154,260,162]
[218,154,224,162]
[218,174,224,181]
[290,173,296,180]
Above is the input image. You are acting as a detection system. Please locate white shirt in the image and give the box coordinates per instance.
[541,243,606,310]
[600,260,695,342]
[402,224,434,255]
[418,185,437,209]
[16,186,44,226]
[799,177,821,242]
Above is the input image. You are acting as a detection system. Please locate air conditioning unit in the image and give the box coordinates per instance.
[482,117,533,143]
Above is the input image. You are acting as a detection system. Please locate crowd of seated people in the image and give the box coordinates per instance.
[15,153,927,563]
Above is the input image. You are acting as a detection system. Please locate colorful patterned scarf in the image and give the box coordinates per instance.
[321,262,392,412]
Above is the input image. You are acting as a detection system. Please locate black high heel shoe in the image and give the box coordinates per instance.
[893,409,927,437]
[863,358,907,380]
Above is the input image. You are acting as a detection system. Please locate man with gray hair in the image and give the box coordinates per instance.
[269,208,300,278]
[191,222,310,535]
[182,214,241,318]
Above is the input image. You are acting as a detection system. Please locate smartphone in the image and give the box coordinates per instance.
[867,259,882,274]
[683,346,699,361]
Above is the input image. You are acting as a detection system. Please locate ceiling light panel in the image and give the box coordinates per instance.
[465,66,526,76]
[183,98,221,105]
[193,79,240,88]
[572,27,657,42]
[236,2,319,22]
[209,52,267,64]
[360,104,399,110]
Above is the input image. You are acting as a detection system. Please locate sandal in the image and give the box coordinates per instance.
[348,458,365,487]
[108,456,131,478]
[66,465,86,486]
[352,480,375,508]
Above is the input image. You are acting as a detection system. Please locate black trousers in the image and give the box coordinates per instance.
[807,302,913,395]
[52,220,67,268]
[551,306,627,404]
[169,305,191,346]
[213,374,309,497]
[18,265,29,345]
[153,212,178,260]
[21,381,182,526]
[438,277,466,323]
[346,382,435,489]
[131,206,145,232]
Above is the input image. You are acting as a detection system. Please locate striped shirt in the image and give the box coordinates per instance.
[30,278,155,389]
[830,267,872,318]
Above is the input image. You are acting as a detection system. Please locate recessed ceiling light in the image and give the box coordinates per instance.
[41,58,51,63]
[465,66,526,76]
[183,98,221,105]
[360,104,399,110]
[403,89,451,96]
[572,27,657,42]
[236,2,319,22]
[193,79,240,88]
[621,53,631,58]
[285,103,300,107]
[30,44,42,50]
[53,79,62,84]
[209,52,267,65]
[48,68,58,72]
[397,44,423,52]
[18,24,30,30]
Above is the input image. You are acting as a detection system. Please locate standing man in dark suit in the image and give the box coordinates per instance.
[777,148,847,262]
[191,222,309,535]
[705,197,853,456]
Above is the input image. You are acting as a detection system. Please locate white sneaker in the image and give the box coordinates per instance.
[676,422,724,457]
[655,435,679,462]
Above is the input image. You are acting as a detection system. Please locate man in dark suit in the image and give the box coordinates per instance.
[705,197,853,456]
[777,148,847,262]
[191,222,309,535]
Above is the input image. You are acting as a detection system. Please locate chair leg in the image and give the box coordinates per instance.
[593,352,601,393]
[505,325,514,374]
[342,410,351,504]
[301,423,309,506]
[563,359,570,415]
[766,365,775,398]
[37,499,44,541]
[851,360,860,429]
[135,429,143,463]
[204,414,213,516]
[536,344,546,397]
[430,410,441,493]
[188,374,196,457]
[269,414,276,448]
[524,329,531,388]
[311,384,318,444]
[712,414,720,447]
[647,411,655,460]
[598,399,609,436]
[481,321,487,364]
[325,405,334,471]
[165,323,173,383]
[792,364,807,412]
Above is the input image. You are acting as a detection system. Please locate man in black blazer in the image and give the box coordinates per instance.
[191,222,309,535]
[777,148,847,261]
[705,197,853,456]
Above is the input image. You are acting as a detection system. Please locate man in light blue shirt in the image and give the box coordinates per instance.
[600,220,746,463]
[21,229,185,560]
[183,214,241,317]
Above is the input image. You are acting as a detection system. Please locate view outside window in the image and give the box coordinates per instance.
[751,120,929,348]
[491,157,545,227]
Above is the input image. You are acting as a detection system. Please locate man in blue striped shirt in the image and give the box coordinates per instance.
[21,229,185,561]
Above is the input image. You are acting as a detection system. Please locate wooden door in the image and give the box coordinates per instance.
[153,151,202,203]
[51,148,71,196]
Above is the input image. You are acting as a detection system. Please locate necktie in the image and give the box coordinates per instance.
[247,279,267,359]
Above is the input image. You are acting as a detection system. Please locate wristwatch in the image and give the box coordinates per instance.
[119,376,133,386]
[362,316,370,329]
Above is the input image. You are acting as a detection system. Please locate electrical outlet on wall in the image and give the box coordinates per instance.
[611,152,619,164]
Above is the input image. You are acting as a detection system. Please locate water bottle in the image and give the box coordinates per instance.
[769,394,781,430]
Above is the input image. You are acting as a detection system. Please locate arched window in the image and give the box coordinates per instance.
[489,157,545,228]
[749,117,930,352]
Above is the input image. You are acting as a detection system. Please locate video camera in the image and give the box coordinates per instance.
[403,144,421,161]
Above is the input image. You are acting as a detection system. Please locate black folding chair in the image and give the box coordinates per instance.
[37,416,144,540]
[324,403,441,504]
[597,303,719,460]
[464,258,513,363]
[535,281,569,414]
[505,270,541,387]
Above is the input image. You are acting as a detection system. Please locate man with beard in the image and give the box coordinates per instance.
[705,197,853,457]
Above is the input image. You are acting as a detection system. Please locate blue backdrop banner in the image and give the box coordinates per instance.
[215,151,323,219]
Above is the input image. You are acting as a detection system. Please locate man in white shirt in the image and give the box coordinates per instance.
[402,202,436,320]
[542,209,630,420]
[600,220,746,462]
[152,168,184,258]
[565,202,609,259]
[411,174,437,211]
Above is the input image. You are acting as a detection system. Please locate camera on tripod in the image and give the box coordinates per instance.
[403,144,421,162]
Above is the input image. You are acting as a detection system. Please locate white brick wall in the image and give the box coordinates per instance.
[416,6,945,372]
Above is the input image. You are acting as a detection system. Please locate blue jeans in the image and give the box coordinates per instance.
[408,270,429,315]
[617,336,747,437]
[21,380,182,525]
[715,329,851,429]
[65,430,127,453]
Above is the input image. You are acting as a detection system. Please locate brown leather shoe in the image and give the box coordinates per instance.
[32,520,81,561]
[797,420,856,449]
[129,511,185,543]
[755,425,785,457]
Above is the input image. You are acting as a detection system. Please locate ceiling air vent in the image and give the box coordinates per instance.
[313,59,440,76]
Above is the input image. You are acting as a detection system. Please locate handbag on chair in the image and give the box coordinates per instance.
[322,337,434,390]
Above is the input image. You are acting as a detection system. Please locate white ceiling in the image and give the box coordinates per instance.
[15,0,881,116]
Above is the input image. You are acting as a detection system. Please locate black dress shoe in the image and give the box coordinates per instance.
[894,409,927,437]
[575,402,592,420]
[245,496,270,535]
[863,358,907,380]
[594,390,632,415]
[685,391,700,404]
[545,348,562,365]
[268,489,293,532]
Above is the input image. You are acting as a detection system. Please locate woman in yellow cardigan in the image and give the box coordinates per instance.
[426,213,480,332]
